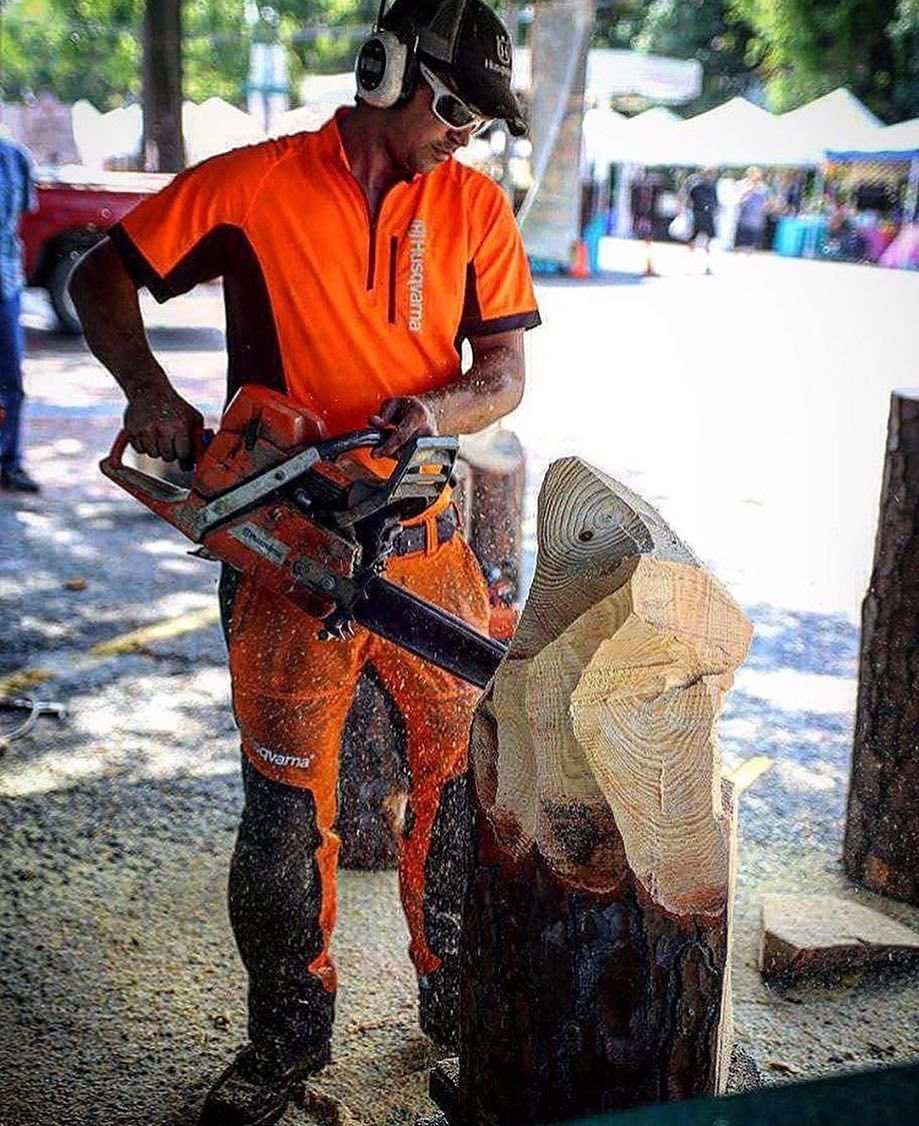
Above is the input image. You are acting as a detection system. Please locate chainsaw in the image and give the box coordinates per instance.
[100,384,507,689]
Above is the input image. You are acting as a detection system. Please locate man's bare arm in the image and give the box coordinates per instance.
[370,329,525,458]
[69,238,203,467]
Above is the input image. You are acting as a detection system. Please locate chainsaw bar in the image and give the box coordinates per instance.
[354,577,507,690]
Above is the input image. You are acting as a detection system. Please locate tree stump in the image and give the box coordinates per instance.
[453,458,751,1123]
[460,428,527,601]
[845,389,919,906]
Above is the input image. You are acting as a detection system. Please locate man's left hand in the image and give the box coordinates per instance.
[369,396,437,459]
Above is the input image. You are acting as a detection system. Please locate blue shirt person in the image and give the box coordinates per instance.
[0,135,40,492]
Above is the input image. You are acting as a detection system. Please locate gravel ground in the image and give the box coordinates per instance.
[2,269,919,1124]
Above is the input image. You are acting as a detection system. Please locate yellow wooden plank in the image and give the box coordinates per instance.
[724,755,775,794]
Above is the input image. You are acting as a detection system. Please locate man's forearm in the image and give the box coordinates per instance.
[420,333,525,436]
[69,239,172,404]
[70,238,204,465]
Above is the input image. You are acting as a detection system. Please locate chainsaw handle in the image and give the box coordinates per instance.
[99,428,214,528]
[314,429,384,460]
[103,427,214,471]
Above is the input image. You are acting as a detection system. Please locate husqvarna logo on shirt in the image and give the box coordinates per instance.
[408,218,425,331]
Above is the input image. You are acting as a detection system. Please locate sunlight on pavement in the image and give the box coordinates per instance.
[734,667,858,715]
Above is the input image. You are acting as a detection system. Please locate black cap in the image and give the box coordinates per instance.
[383,0,527,135]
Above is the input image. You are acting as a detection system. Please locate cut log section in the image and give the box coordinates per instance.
[759,894,919,979]
[460,428,526,601]
[845,390,919,906]
[456,458,752,1123]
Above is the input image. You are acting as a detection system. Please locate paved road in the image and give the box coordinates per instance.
[2,257,918,1124]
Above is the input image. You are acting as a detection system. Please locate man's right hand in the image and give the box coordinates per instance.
[123,390,204,470]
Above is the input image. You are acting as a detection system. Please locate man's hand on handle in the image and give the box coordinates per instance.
[124,389,204,470]
[369,396,438,459]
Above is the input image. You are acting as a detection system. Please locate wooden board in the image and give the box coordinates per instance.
[759,893,919,978]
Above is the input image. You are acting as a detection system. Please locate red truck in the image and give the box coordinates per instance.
[22,171,171,333]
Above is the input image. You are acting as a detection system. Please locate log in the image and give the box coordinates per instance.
[459,428,526,601]
[454,458,751,1123]
[845,390,919,906]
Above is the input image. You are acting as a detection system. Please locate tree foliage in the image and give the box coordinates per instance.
[634,0,759,112]
[730,0,919,119]
[0,0,376,110]
[0,0,143,109]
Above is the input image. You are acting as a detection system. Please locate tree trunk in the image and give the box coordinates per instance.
[460,429,526,602]
[454,458,751,1123]
[143,0,184,172]
[845,390,919,906]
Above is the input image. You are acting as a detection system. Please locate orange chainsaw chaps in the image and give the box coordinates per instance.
[227,532,490,987]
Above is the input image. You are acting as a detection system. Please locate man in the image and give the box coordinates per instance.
[686,166,719,273]
[69,1,539,1122]
[0,133,40,493]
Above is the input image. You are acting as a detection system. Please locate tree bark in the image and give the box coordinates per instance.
[455,458,751,1123]
[143,0,184,172]
[845,389,919,906]
[460,429,526,601]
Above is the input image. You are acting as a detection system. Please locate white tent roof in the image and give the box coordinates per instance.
[610,106,683,165]
[672,97,780,166]
[72,100,142,168]
[581,105,628,170]
[183,98,265,165]
[774,87,883,164]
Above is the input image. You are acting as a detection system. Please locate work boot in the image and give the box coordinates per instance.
[0,467,40,493]
[199,1041,331,1126]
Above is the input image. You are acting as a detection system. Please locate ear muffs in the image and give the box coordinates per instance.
[355,28,415,108]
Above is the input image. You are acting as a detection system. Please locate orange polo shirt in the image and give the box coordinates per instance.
[110,108,540,439]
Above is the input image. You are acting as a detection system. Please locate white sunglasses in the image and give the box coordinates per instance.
[420,64,492,136]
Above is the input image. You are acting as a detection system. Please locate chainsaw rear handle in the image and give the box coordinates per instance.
[99,428,214,527]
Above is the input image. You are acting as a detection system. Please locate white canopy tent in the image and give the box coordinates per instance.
[610,106,682,165]
[670,97,781,167]
[773,87,883,165]
[72,100,142,168]
[826,117,919,161]
[183,98,266,165]
[581,105,628,174]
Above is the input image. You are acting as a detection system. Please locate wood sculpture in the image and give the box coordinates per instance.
[452,457,752,1123]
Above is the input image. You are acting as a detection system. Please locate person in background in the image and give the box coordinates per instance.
[631,169,659,276]
[716,171,740,250]
[686,166,719,273]
[0,134,40,493]
[735,166,772,253]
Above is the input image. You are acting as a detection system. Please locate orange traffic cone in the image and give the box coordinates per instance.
[569,238,590,278]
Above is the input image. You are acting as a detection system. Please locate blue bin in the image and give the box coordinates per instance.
[774,217,806,257]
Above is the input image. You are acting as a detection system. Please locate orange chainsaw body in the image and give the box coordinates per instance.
[100,386,365,621]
